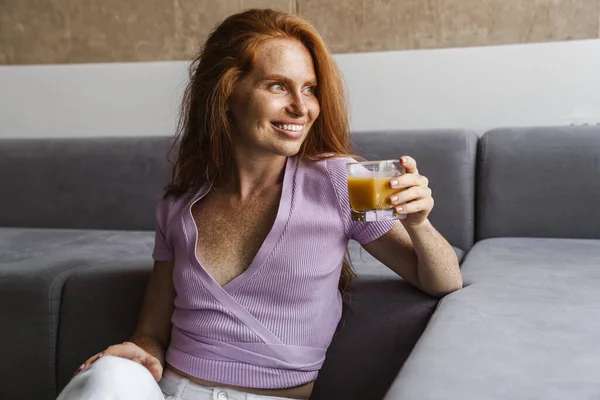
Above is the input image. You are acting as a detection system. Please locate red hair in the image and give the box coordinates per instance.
[166,8,356,295]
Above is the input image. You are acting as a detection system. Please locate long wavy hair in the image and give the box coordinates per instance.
[165,8,357,296]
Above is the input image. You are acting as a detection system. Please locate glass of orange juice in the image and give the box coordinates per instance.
[346,160,406,222]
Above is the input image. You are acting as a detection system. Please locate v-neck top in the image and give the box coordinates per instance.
[152,156,397,389]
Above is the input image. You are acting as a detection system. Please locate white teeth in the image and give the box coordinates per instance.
[274,123,303,132]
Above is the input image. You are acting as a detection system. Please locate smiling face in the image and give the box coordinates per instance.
[228,38,320,160]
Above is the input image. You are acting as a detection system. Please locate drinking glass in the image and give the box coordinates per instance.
[346,160,406,222]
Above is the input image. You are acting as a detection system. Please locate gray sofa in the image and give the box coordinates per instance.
[1,125,598,400]
[384,126,600,400]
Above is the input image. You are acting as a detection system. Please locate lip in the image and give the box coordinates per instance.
[270,122,305,139]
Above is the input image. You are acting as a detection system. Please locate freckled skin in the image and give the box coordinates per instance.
[228,38,320,161]
[183,38,321,399]
[193,39,320,288]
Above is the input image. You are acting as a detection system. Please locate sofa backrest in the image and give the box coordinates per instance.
[0,136,173,231]
[476,125,600,240]
[351,130,478,251]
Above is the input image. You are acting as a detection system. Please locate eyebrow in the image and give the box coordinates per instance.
[262,74,317,86]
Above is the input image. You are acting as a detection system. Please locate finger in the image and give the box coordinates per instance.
[118,344,162,382]
[143,356,164,382]
[85,352,104,367]
[73,363,87,377]
[390,186,432,205]
[390,173,428,190]
[74,352,104,376]
[77,342,142,376]
[132,356,162,382]
[130,353,162,381]
[107,341,144,359]
[400,156,418,174]
[395,198,434,214]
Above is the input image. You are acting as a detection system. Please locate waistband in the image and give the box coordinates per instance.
[159,369,299,400]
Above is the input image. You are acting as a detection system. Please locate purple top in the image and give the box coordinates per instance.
[152,156,397,389]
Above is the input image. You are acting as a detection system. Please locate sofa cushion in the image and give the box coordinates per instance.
[352,130,477,252]
[0,136,172,230]
[55,253,154,394]
[476,125,600,240]
[0,228,155,400]
[384,237,600,400]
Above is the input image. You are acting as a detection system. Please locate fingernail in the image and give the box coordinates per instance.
[78,364,85,371]
[391,195,398,202]
[391,180,398,187]
[396,206,403,212]
[97,352,104,358]
[401,157,408,163]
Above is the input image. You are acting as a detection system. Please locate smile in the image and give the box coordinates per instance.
[272,123,304,132]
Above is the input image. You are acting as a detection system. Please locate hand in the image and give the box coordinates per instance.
[389,156,434,227]
[73,341,163,382]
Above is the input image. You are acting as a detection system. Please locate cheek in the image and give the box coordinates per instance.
[233,104,264,132]
[252,95,285,121]
[308,98,320,121]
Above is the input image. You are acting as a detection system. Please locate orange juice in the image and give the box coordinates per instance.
[347,177,398,212]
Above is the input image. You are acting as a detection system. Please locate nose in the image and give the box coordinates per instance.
[287,92,308,116]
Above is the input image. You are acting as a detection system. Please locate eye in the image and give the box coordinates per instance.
[269,83,285,91]
[303,86,316,95]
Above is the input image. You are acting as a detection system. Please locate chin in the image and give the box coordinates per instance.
[274,141,304,157]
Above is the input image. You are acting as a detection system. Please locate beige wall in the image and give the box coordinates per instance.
[1,0,600,65]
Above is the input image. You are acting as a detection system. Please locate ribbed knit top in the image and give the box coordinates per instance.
[152,156,396,389]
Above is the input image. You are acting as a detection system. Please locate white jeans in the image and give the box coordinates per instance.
[57,355,298,400]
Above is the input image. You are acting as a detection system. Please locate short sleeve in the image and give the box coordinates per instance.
[326,157,398,244]
[152,196,175,261]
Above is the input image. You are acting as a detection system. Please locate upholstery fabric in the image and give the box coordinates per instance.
[0,227,155,399]
[476,126,600,240]
[0,136,173,230]
[385,237,600,399]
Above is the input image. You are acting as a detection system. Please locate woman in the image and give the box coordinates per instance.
[58,8,462,400]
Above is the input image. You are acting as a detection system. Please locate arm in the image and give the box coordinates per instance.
[130,260,176,367]
[361,156,462,298]
[362,220,462,297]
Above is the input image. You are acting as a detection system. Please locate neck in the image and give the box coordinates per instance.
[216,153,287,200]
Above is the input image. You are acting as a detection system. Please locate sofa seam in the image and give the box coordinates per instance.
[49,266,87,397]
[465,130,478,251]
[474,131,489,242]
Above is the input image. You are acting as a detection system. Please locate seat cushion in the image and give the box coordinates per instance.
[0,228,154,399]
[385,237,600,400]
